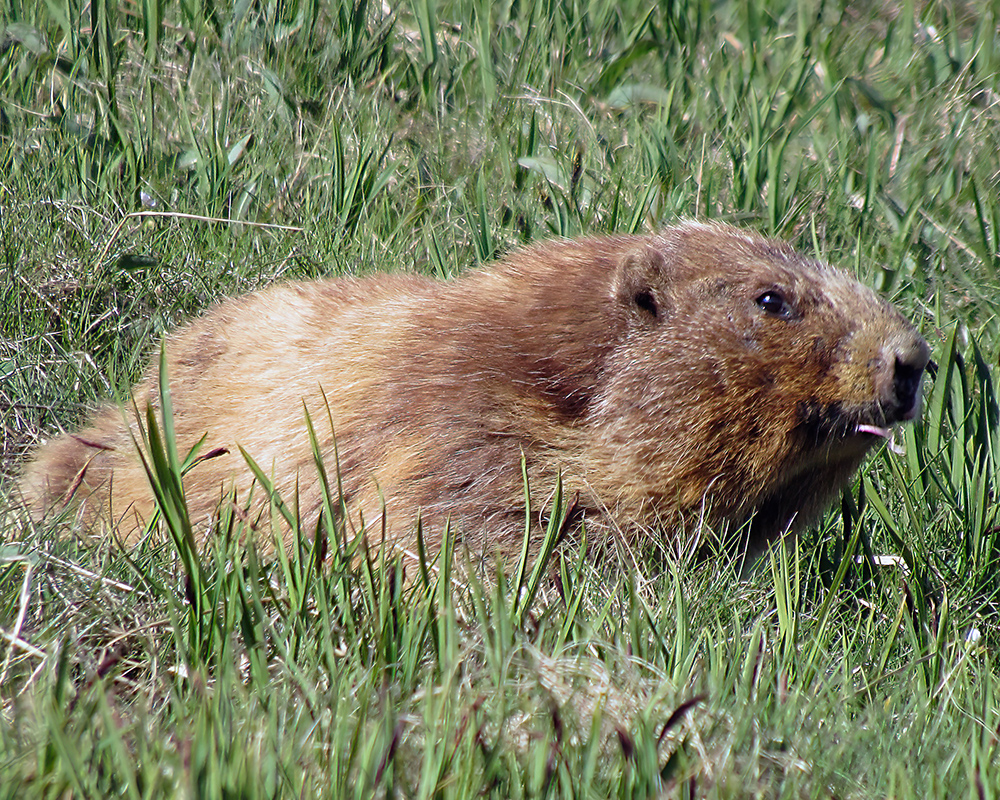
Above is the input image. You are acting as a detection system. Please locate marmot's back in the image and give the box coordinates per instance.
[17,222,929,564]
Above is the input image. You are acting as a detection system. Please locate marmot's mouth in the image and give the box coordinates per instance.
[854,422,906,455]
[855,423,891,439]
[798,401,900,448]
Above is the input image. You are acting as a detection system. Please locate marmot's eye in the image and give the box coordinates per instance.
[755,291,793,319]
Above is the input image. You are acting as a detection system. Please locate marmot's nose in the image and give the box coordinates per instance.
[890,334,930,421]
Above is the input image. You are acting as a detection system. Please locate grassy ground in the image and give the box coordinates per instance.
[2,0,1000,796]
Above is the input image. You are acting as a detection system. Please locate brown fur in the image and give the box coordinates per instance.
[17,222,929,565]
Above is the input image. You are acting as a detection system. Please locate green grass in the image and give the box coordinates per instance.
[2,0,1000,796]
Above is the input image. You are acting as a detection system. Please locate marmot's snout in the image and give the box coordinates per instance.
[886,331,930,423]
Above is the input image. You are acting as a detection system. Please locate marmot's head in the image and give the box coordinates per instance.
[588,221,928,545]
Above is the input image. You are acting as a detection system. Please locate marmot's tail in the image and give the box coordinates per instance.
[16,407,124,525]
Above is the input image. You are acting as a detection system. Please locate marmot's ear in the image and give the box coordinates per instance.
[614,245,671,322]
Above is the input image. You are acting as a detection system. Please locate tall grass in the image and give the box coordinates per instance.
[2,0,1000,796]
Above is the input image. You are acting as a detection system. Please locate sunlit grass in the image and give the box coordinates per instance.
[2,0,1000,796]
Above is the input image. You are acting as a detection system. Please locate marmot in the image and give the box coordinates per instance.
[17,221,929,565]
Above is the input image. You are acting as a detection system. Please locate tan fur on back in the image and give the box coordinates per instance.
[17,222,929,565]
